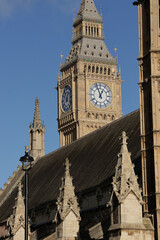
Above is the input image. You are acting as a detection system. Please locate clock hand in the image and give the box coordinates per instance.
[96,83,102,99]
[99,90,104,99]
[96,83,101,95]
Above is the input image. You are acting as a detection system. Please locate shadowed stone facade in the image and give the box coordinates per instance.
[138,0,160,239]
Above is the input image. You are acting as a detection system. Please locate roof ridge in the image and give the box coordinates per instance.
[61,109,140,147]
[33,109,140,162]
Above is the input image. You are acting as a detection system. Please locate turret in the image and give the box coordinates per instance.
[29,97,45,160]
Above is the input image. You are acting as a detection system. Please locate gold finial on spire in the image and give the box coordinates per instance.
[25,146,29,153]
[73,8,76,20]
[114,47,118,55]
[60,52,64,67]
[60,52,64,61]
[100,4,103,17]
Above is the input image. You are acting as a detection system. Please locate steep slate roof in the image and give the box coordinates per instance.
[0,109,141,222]
[73,0,102,26]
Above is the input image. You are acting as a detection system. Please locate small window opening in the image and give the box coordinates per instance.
[91,27,93,36]
[97,28,99,36]
[88,26,91,35]
[100,67,103,74]
[86,26,87,35]
[96,66,99,73]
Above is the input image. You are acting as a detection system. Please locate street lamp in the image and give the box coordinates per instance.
[20,146,34,240]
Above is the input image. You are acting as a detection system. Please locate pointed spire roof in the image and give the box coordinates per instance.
[56,158,81,221]
[33,97,42,128]
[74,0,102,26]
[111,131,142,203]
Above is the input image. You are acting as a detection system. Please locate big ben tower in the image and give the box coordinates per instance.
[58,0,122,147]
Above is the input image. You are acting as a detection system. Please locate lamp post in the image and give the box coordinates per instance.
[20,146,34,240]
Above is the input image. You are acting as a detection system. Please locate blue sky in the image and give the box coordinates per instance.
[0,0,139,189]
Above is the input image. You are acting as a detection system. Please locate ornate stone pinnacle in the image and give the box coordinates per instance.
[18,181,22,192]
[110,131,142,204]
[119,131,129,153]
[64,157,71,173]
[121,131,128,145]
[56,158,81,221]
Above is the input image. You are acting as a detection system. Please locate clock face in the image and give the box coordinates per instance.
[89,83,112,108]
[62,85,72,112]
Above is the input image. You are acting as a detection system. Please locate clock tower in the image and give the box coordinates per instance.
[58,0,122,147]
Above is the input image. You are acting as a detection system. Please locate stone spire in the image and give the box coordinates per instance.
[112,131,142,203]
[56,158,80,239]
[29,97,45,160]
[33,97,42,129]
[57,158,80,220]
[7,182,25,236]
[108,132,154,240]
